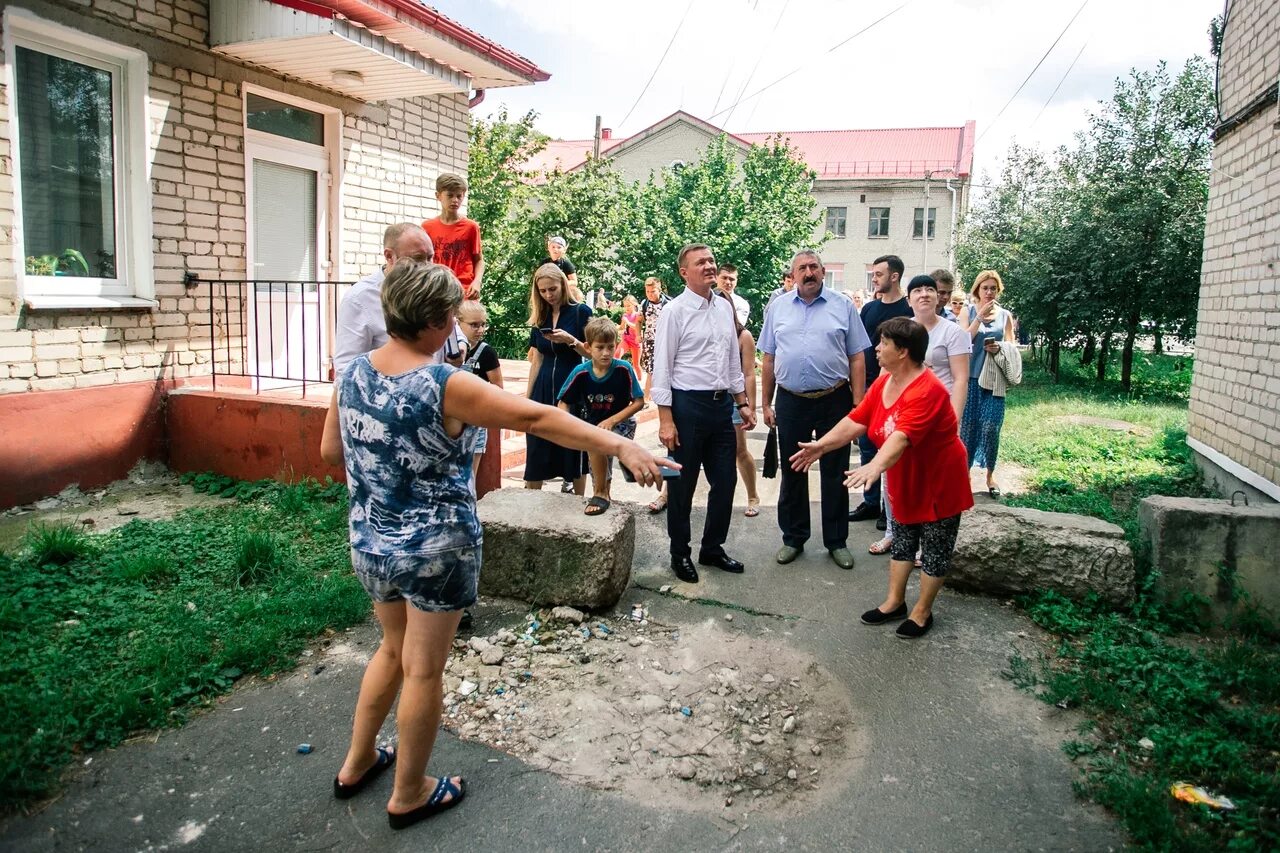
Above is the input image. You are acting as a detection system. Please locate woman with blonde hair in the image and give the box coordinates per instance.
[524,262,593,491]
[619,294,642,366]
[959,270,1016,497]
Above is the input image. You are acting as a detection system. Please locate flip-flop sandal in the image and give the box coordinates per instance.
[744,499,760,517]
[868,537,893,555]
[988,485,1002,499]
[584,496,611,516]
[388,775,466,830]
[333,745,395,800]
[647,495,668,514]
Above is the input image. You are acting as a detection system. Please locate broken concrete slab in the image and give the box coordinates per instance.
[1139,495,1280,618]
[949,504,1134,606]
[477,489,635,610]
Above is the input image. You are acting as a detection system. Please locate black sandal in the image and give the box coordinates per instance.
[333,745,395,800]
[388,775,466,830]
[584,496,611,516]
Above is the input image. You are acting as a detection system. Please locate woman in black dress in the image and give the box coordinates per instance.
[524,262,593,491]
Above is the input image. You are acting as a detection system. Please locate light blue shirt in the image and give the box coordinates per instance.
[758,286,870,393]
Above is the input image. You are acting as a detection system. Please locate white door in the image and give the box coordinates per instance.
[247,148,329,385]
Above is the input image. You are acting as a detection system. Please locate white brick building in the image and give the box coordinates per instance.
[527,111,974,292]
[0,0,546,506]
[1186,0,1280,503]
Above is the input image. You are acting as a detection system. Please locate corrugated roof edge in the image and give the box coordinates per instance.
[376,0,550,82]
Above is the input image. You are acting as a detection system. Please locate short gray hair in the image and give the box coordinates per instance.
[383,222,426,250]
[381,259,462,340]
[790,249,823,271]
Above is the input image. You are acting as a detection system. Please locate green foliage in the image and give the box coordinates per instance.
[0,479,364,808]
[24,248,90,277]
[23,522,96,566]
[957,58,1215,393]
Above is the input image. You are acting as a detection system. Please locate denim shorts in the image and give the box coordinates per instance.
[350,546,481,612]
[475,426,488,455]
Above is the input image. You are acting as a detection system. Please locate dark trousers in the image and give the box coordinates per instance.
[857,433,881,507]
[776,385,854,550]
[667,390,737,559]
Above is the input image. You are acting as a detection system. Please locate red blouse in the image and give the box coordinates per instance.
[848,370,973,524]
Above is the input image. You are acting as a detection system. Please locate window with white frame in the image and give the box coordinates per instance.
[868,207,890,237]
[5,9,152,306]
[913,207,937,239]
[824,206,847,238]
[822,263,845,289]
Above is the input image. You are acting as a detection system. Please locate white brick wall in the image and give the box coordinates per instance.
[0,1,471,394]
[1187,0,1280,490]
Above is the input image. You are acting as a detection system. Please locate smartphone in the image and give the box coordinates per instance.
[620,458,681,483]
[538,327,554,337]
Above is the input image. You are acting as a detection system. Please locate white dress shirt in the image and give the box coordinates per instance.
[650,287,746,406]
[333,266,467,376]
[725,290,749,326]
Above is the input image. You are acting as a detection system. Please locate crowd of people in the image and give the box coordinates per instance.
[320,170,1023,829]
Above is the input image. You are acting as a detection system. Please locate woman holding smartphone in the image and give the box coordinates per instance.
[959,270,1015,498]
[524,263,593,492]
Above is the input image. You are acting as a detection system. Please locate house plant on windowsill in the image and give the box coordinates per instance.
[25,249,90,276]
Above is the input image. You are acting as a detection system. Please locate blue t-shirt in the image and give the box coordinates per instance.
[337,358,481,556]
[556,359,642,426]
[859,296,913,384]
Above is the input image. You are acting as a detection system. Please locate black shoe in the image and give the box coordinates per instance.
[458,609,474,632]
[860,603,908,625]
[875,513,888,531]
[698,553,745,574]
[848,502,879,522]
[671,556,699,583]
[895,614,934,638]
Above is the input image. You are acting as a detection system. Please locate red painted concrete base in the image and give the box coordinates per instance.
[167,390,345,485]
[0,380,169,508]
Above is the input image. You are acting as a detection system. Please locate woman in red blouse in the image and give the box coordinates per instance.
[791,317,972,638]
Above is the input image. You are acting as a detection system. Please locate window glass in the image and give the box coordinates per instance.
[246,93,324,145]
[15,46,117,277]
[913,207,937,239]
[825,206,847,237]
[868,207,890,237]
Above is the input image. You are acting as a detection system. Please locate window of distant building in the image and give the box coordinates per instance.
[868,207,890,238]
[913,207,937,239]
[825,206,847,238]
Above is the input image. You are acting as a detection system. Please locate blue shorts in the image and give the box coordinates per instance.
[350,546,481,612]
[475,426,488,455]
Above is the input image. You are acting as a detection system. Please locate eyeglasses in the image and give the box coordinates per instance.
[462,321,488,329]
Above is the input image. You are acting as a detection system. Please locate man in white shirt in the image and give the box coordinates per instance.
[653,244,757,583]
[333,223,466,375]
[716,263,750,327]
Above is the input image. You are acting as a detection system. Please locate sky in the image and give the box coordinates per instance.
[433,0,1222,183]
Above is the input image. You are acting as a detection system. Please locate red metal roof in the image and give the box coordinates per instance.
[525,111,975,179]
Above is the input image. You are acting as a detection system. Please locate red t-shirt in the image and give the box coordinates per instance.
[848,370,973,525]
[422,217,481,297]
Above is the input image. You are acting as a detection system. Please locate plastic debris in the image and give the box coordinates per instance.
[1171,782,1236,811]
[296,744,313,754]
[659,584,673,593]
[458,680,478,697]
[595,623,612,635]
[630,604,646,622]
[680,706,692,717]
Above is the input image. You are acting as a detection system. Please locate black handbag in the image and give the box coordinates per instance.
[762,426,779,478]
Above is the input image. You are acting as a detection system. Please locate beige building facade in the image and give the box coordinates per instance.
[1186,0,1280,503]
[530,111,974,293]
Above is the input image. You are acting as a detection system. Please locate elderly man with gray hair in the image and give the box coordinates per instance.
[334,223,466,375]
[759,250,869,570]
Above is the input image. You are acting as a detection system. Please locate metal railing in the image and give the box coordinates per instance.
[205,279,341,396]
[815,160,960,178]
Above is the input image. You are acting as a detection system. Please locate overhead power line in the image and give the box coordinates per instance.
[1030,40,1089,129]
[619,0,697,131]
[708,2,911,125]
[722,0,791,127]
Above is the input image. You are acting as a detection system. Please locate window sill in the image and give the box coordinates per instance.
[867,235,890,239]
[24,294,158,311]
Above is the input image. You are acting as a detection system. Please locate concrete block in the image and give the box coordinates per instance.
[949,504,1134,606]
[476,489,635,610]
[1139,496,1280,619]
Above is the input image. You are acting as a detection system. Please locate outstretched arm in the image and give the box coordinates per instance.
[790,415,867,472]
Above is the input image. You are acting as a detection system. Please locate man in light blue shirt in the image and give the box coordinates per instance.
[760,250,869,570]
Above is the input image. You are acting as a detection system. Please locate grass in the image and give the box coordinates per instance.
[998,351,1280,851]
[0,477,363,811]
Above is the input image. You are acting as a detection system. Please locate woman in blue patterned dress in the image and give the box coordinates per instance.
[959,270,1016,498]
[320,260,666,830]
[523,262,593,492]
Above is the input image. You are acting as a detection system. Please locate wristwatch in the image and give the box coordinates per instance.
[736,401,750,409]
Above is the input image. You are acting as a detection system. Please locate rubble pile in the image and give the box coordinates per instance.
[441,605,855,813]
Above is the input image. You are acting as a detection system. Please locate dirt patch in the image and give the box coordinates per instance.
[970,463,1031,496]
[0,462,230,551]
[1053,415,1153,436]
[439,606,862,817]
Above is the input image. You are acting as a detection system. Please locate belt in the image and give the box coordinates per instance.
[780,380,848,399]
[674,389,732,400]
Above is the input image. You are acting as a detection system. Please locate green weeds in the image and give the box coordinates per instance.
[0,478,362,810]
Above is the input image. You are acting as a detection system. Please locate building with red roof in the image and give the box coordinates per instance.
[527,111,975,292]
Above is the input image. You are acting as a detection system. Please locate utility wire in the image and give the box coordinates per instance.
[619,0,697,131]
[1030,40,1088,129]
[722,0,791,127]
[708,1,910,124]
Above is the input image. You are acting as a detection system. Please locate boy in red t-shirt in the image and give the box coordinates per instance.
[422,173,483,299]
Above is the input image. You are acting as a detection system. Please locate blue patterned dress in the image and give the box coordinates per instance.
[959,305,1011,470]
[336,358,481,612]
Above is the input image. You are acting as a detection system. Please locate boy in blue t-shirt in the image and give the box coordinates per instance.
[557,317,644,515]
